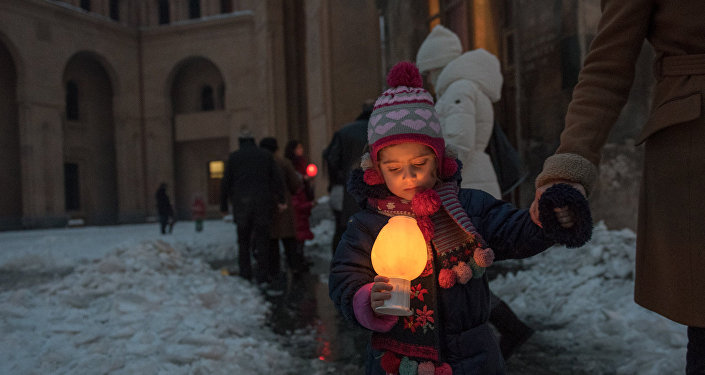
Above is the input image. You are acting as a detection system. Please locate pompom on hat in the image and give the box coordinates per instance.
[364,61,456,184]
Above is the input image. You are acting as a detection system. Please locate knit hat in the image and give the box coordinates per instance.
[363,61,458,186]
[415,25,462,74]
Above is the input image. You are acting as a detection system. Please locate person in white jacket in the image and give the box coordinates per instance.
[417,26,503,199]
[416,25,533,360]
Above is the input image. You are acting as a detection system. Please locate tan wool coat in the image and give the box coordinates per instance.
[536,0,705,327]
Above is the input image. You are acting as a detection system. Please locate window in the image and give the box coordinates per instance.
[207,161,224,205]
[201,85,215,111]
[158,0,170,25]
[66,81,79,121]
[217,83,225,110]
[64,163,81,210]
[80,0,91,11]
[189,0,201,19]
[221,0,233,13]
[109,0,119,21]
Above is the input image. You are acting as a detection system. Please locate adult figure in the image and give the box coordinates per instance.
[260,137,308,275]
[284,140,315,261]
[417,25,533,359]
[220,130,285,283]
[155,183,174,234]
[417,25,502,199]
[322,100,373,254]
[531,1,705,372]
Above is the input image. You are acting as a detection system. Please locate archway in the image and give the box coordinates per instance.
[0,40,21,229]
[169,57,228,220]
[62,52,118,225]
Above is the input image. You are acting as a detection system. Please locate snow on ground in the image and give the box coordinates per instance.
[0,215,689,374]
[491,222,687,374]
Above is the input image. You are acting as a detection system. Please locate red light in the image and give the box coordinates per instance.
[306,163,318,177]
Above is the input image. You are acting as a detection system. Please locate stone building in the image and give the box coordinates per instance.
[0,0,381,229]
[0,0,651,231]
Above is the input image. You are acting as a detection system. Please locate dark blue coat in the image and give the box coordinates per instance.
[329,188,554,375]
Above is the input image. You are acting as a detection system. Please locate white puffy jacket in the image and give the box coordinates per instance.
[435,49,503,198]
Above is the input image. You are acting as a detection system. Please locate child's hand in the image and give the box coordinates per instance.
[554,206,576,228]
[370,275,393,311]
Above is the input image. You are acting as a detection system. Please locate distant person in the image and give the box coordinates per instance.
[417,25,532,359]
[530,1,705,373]
[284,140,315,264]
[417,25,502,198]
[221,129,285,283]
[322,100,373,254]
[191,194,206,232]
[260,137,309,276]
[155,183,174,235]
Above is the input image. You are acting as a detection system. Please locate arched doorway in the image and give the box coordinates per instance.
[62,52,118,225]
[169,57,229,220]
[0,40,21,229]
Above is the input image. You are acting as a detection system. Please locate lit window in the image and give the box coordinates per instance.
[209,161,224,179]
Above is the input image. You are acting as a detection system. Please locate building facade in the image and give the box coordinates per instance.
[0,0,381,229]
[1,0,650,231]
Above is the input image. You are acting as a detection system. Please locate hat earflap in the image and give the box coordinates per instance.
[360,152,386,186]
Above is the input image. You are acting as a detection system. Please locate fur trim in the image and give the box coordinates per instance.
[535,153,597,195]
[538,183,593,248]
[360,152,373,170]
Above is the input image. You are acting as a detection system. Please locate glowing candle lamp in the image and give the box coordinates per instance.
[371,215,428,316]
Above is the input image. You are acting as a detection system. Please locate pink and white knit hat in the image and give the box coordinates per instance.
[363,61,457,185]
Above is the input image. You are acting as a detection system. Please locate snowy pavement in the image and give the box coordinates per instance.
[0,216,688,374]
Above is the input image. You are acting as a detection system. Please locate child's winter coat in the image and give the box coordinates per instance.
[330,177,555,374]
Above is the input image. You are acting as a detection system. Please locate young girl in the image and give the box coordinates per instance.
[329,62,591,374]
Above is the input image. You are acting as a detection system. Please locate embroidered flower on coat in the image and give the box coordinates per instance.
[410,283,429,302]
[415,305,434,326]
[386,202,396,210]
[403,316,417,333]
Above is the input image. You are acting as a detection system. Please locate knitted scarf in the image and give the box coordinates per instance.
[367,181,495,374]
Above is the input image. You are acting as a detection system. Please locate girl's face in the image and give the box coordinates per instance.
[378,143,439,201]
[295,143,304,157]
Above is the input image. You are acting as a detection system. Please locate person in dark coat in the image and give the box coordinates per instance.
[531,1,705,372]
[284,140,315,261]
[260,137,308,276]
[155,183,174,234]
[221,131,285,283]
[329,62,592,374]
[323,100,374,254]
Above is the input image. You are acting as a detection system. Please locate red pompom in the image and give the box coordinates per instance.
[417,216,435,242]
[435,362,453,375]
[387,61,424,88]
[441,158,458,178]
[381,351,401,374]
[412,189,441,216]
[438,268,457,289]
[364,169,385,185]
[473,247,495,268]
[418,362,436,375]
